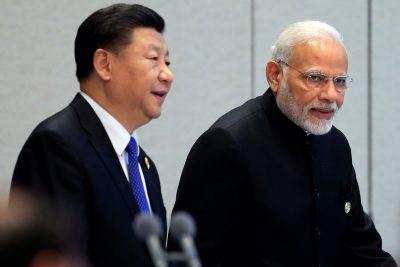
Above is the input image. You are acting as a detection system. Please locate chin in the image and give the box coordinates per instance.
[304,119,333,135]
[147,109,162,120]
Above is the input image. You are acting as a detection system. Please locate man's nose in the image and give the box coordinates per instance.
[160,64,174,84]
[319,78,340,102]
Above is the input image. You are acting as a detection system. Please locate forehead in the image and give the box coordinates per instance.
[129,27,169,54]
[290,39,348,73]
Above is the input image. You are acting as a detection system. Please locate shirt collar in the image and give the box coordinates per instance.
[80,92,140,157]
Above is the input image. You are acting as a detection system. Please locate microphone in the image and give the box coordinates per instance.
[133,213,167,267]
[170,212,202,267]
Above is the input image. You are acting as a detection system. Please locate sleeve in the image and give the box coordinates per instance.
[167,127,250,267]
[9,129,89,255]
[343,167,397,266]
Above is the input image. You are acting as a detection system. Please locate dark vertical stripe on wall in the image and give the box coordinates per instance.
[250,0,255,98]
[367,0,373,218]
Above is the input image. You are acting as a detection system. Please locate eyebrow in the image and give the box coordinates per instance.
[148,44,170,57]
[304,68,347,76]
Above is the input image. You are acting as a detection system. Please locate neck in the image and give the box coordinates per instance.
[80,79,143,134]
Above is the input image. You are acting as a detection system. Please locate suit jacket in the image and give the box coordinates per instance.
[10,93,167,267]
[170,89,396,267]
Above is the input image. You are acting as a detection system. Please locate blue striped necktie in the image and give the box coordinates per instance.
[125,137,150,213]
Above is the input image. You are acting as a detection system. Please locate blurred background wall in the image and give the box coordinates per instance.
[0,0,398,260]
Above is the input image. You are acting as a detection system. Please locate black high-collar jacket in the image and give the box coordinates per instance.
[171,88,396,267]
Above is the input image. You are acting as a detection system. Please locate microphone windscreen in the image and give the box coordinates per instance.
[170,211,196,240]
[133,213,162,239]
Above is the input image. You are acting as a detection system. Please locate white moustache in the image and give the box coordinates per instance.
[308,102,338,113]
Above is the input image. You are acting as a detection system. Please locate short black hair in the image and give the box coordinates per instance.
[74,4,165,82]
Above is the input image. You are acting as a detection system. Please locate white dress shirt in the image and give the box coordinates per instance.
[80,92,152,211]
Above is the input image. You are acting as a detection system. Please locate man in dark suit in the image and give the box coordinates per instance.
[169,21,397,266]
[10,4,174,267]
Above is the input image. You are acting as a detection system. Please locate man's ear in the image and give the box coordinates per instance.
[93,49,112,81]
[266,60,283,94]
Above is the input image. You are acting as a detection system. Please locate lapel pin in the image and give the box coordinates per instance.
[144,157,150,170]
[344,201,351,214]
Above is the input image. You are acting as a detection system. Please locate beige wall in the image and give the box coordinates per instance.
[0,0,398,260]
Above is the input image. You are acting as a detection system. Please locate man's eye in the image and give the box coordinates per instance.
[334,77,347,87]
[307,74,324,82]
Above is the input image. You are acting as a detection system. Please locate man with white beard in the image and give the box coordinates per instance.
[169,21,397,267]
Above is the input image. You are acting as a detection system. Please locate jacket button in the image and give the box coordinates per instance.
[316,227,321,236]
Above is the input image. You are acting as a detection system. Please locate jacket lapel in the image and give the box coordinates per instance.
[138,151,160,212]
[69,93,140,217]
[138,149,167,238]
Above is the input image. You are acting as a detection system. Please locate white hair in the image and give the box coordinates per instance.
[271,20,345,63]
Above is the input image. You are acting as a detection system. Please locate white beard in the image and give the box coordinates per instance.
[275,78,338,135]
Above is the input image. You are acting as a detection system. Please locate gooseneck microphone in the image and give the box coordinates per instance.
[133,214,167,267]
[170,211,202,267]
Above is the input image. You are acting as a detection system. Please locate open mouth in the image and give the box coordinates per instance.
[152,91,167,97]
[310,108,335,119]
[312,108,333,113]
[152,90,168,102]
